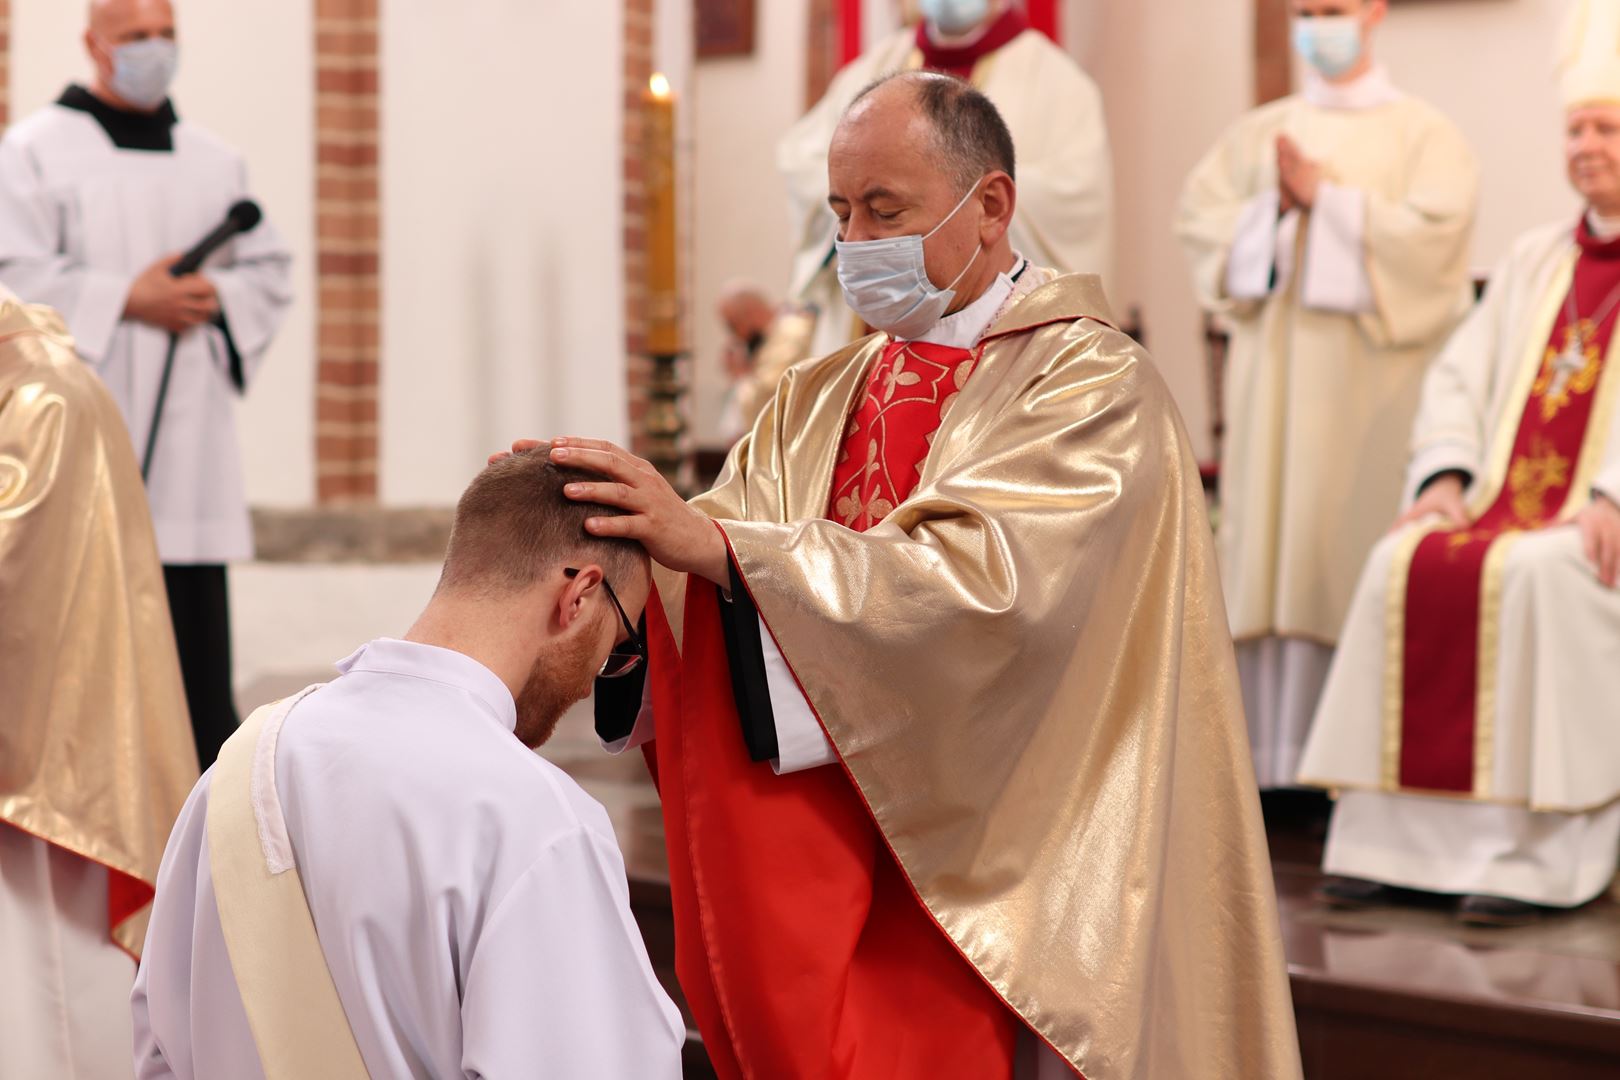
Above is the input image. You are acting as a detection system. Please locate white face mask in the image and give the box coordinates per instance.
[920,0,991,35]
[1291,16,1363,80]
[104,37,179,110]
[835,181,984,341]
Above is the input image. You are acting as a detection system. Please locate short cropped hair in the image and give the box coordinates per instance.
[849,71,1016,195]
[435,447,643,597]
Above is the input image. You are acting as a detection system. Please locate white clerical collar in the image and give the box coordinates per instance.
[1589,209,1620,241]
[336,638,518,733]
[905,254,1027,350]
[1302,65,1402,111]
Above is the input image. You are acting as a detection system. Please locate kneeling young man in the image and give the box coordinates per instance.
[132,448,683,1078]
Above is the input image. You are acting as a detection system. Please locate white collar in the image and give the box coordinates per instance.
[1589,209,1620,241]
[335,638,517,733]
[1301,65,1402,111]
[904,254,1027,350]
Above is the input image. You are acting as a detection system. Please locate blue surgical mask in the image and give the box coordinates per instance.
[919,0,991,36]
[1292,16,1363,79]
[835,181,984,341]
[105,38,179,110]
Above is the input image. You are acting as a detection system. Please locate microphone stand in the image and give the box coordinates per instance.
[141,331,181,482]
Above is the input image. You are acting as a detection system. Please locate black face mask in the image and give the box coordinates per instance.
[745,331,766,357]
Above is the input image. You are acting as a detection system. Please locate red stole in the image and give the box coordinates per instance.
[1397,221,1620,792]
[643,338,1027,1079]
[914,8,1030,79]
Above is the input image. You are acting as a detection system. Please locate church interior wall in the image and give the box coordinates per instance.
[689,0,809,439]
[377,0,627,507]
[1068,0,1252,463]
[1381,0,1578,264]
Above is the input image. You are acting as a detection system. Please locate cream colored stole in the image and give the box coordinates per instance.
[206,687,369,1078]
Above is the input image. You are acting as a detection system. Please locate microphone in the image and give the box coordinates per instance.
[170,199,262,277]
[141,199,265,481]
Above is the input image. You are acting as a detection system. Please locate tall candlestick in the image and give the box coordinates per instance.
[646,72,681,354]
[642,72,688,489]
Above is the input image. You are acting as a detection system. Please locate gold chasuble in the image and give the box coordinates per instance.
[639,275,1300,1079]
[0,300,198,957]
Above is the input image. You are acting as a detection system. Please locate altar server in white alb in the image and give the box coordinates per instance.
[0,0,293,768]
[1298,0,1620,927]
[1177,0,1479,788]
[132,450,685,1079]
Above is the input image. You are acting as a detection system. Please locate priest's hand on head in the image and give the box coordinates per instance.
[536,437,730,588]
[123,254,221,334]
[1577,494,1620,589]
[1276,135,1323,212]
[1392,473,1470,533]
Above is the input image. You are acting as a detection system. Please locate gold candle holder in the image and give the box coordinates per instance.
[642,72,690,493]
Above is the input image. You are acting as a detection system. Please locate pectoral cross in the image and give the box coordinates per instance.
[1549,334,1589,400]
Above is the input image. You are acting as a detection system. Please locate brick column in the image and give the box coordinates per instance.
[315,0,381,504]
[1255,0,1293,105]
[806,0,840,110]
[623,0,653,456]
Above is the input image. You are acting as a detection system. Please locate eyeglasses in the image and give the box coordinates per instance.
[564,567,646,678]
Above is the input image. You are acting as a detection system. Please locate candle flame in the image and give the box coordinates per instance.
[649,72,672,100]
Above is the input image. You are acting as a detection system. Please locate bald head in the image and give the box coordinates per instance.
[84,0,177,112]
[842,72,1015,197]
[88,0,174,39]
[716,280,775,341]
[826,70,1018,324]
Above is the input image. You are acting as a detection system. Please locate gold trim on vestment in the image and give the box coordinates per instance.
[1472,532,1521,798]
[1380,524,1439,788]
[1296,774,1620,816]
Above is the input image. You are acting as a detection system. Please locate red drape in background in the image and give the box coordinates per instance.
[838,1,1062,67]
[1028,0,1060,40]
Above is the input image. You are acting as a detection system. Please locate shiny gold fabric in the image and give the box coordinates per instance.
[670,274,1302,1079]
[0,301,197,958]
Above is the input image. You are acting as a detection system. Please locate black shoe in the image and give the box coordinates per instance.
[1316,876,1393,909]
[1457,894,1540,927]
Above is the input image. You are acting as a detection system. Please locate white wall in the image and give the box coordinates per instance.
[1382,0,1577,267]
[379,1,625,506]
[10,0,317,506]
[1066,0,1252,460]
[688,0,809,437]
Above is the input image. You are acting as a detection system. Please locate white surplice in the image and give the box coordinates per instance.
[0,824,137,1080]
[133,638,684,1079]
[1176,67,1480,787]
[1298,215,1620,906]
[0,94,292,563]
[778,27,1112,360]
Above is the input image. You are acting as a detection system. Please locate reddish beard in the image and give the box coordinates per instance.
[512,625,603,748]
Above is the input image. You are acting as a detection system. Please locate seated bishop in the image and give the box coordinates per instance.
[1298,0,1620,926]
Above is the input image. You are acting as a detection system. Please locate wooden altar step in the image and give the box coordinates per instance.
[615,786,1620,1079]
[538,723,1620,1079]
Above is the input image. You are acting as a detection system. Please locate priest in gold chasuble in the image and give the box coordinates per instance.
[0,293,198,1077]
[535,75,1299,1080]
[1299,0,1620,925]
[778,0,1112,364]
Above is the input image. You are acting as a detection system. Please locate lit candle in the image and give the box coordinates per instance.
[645,72,681,356]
